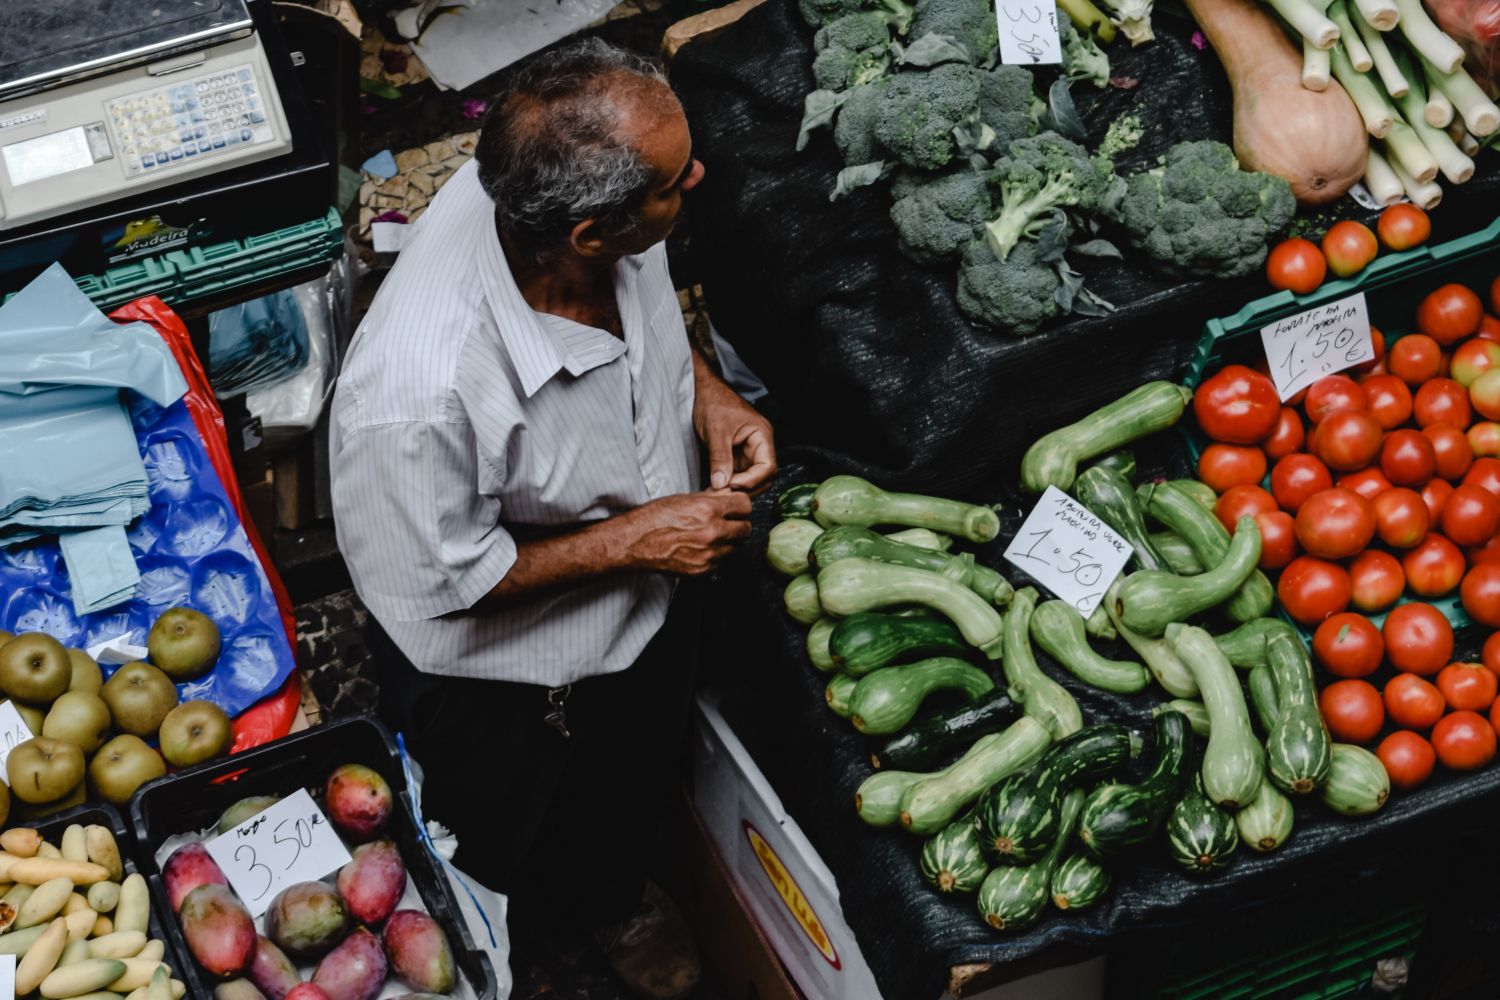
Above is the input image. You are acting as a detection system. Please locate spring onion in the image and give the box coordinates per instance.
[1362,147,1406,205]
[1385,145,1443,208]
[1391,51,1473,183]
[1354,13,1409,97]
[1268,0,1339,47]
[1304,39,1333,90]
[1329,2,1374,70]
[1394,0,1465,73]
[1421,52,1500,136]
[1352,0,1398,30]
[1331,42,1395,136]
[1420,61,1455,127]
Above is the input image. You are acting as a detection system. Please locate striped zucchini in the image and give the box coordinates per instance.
[1019,382,1192,494]
[1156,700,1209,737]
[898,718,1052,834]
[1031,600,1150,694]
[1321,743,1390,816]
[778,483,819,519]
[1248,665,1279,733]
[1115,517,1262,636]
[813,525,1011,605]
[1169,625,1263,809]
[807,618,837,673]
[829,612,969,677]
[1150,530,1204,575]
[920,814,990,893]
[977,790,1083,932]
[1137,481,1274,623]
[767,518,824,576]
[1050,852,1111,912]
[872,689,1023,771]
[1078,710,1194,861]
[825,673,857,718]
[1002,589,1083,740]
[1074,464,1169,573]
[849,657,994,734]
[1105,578,1198,697]
[854,770,923,826]
[1264,633,1332,795]
[811,475,1001,543]
[1235,778,1294,852]
[817,558,1006,658]
[1085,605,1117,640]
[784,574,822,624]
[1214,618,1298,670]
[1166,775,1238,874]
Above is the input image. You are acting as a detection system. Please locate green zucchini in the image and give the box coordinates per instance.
[1104,578,1198,698]
[1265,633,1332,795]
[1050,852,1111,912]
[778,483,819,519]
[1115,516,1261,636]
[1138,482,1274,623]
[1169,479,1219,512]
[1248,665,1280,733]
[825,673,858,718]
[977,790,1083,932]
[1168,624,1264,809]
[1320,743,1390,816]
[921,814,990,893]
[1156,700,1209,737]
[1150,530,1204,575]
[1002,589,1083,739]
[1030,600,1150,694]
[854,770,922,826]
[817,559,1005,658]
[1087,449,1137,481]
[812,475,1000,543]
[1074,464,1169,573]
[1166,775,1238,874]
[849,657,995,735]
[1078,710,1194,862]
[1235,778,1293,852]
[812,525,1011,604]
[784,574,822,624]
[1084,605,1117,641]
[872,689,1023,771]
[767,518,824,577]
[807,618,837,673]
[897,717,1052,834]
[887,527,956,551]
[975,724,1135,865]
[1214,618,1298,670]
[1020,382,1193,494]
[830,612,970,677]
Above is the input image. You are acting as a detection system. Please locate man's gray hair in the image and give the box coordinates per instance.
[477,38,670,259]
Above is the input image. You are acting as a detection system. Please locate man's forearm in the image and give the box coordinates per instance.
[478,514,638,608]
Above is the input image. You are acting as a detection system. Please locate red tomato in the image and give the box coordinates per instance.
[1486,632,1500,678]
[1266,238,1326,294]
[1413,378,1473,429]
[1350,549,1405,612]
[1320,679,1385,743]
[1194,365,1281,444]
[1322,221,1379,278]
[1315,409,1384,471]
[1389,334,1444,385]
[1377,204,1432,251]
[1462,563,1500,628]
[1254,510,1298,570]
[1471,368,1500,422]
[1468,533,1500,567]
[1463,457,1500,498]
[1380,428,1437,488]
[1402,533,1466,596]
[1270,453,1334,513]
[1440,484,1500,546]
[1362,374,1413,430]
[1313,611,1384,678]
[1197,444,1266,494]
[1437,662,1499,711]
[1424,424,1474,481]
[1431,710,1497,770]
[1337,467,1394,501]
[1278,556,1352,624]
[1469,422,1500,458]
[1482,314,1500,342]
[1418,284,1484,345]
[1353,327,1388,375]
[1304,375,1367,424]
[1294,488,1376,559]
[1450,338,1500,387]
[1421,478,1454,522]
[1378,731,1436,790]
[1383,673,1446,730]
[1262,407,1305,460]
[1215,484,1277,533]
[1372,487,1430,548]
[1383,602,1456,674]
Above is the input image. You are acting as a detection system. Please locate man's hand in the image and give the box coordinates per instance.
[623,490,752,575]
[692,353,777,492]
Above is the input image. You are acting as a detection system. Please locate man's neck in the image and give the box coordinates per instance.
[500,224,624,337]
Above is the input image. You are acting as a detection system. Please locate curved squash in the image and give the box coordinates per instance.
[848,657,995,734]
[818,558,1005,658]
[830,612,970,676]
[1030,600,1150,694]
[812,475,1000,542]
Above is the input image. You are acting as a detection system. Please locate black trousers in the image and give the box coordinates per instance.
[370,585,701,936]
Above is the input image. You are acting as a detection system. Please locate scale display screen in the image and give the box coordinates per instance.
[2,126,92,186]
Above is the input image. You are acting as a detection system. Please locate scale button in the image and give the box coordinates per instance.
[155,152,168,164]
[183,145,196,157]
[140,156,154,169]
[248,111,265,125]
[212,136,225,148]
[239,68,251,81]
[169,149,183,160]
[241,128,252,142]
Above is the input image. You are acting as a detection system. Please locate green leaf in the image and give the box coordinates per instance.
[1074,239,1123,259]
[830,161,893,200]
[359,77,403,100]
[1041,79,1086,143]
[798,89,849,151]
[896,33,971,67]
[1036,212,1071,264]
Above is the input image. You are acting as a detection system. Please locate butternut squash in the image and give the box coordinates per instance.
[1185,0,1367,205]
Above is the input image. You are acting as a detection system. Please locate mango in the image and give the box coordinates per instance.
[323,765,392,841]
[181,884,255,977]
[311,927,386,1000]
[248,935,301,1000]
[265,882,348,960]
[163,843,227,912]
[284,986,333,1000]
[215,981,269,1000]
[217,796,281,835]
[383,910,454,994]
[335,840,405,926]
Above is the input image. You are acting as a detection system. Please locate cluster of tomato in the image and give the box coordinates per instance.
[1266,204,1432,294]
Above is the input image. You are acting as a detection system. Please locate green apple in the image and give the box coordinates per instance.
[158,700,232,768]
[147,608,221,682]
[66,649,103,695]
[101,662,178,738]
[0,633,71,705]
[88,734,166,806]
[7,737,84,803]
[42,692,112,754]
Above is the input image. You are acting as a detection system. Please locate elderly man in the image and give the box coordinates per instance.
[330,39,774,999]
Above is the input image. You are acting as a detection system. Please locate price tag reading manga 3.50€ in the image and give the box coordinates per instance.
[1004,486,1133,616]
[205,788,352,918]
[995,0,1061,65]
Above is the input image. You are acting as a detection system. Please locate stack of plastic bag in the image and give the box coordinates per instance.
[0,264,187,614]
[207,289,309,396]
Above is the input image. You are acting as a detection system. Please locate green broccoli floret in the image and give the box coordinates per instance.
[834,79,889,164]
[1060,18,1110,89]
[815,10,895,51]
[889,168,992,263]
[800,0,915,31]
[874,63,981,170]
[982,131,1116,260]
[812,44,891,90]
[1114,140,1296,279]
[1098,115,1143,163]
[978,65,1042,157]
[956,238,1062,334]
[908,0,998,63]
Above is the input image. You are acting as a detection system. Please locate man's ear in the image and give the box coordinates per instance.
[570,218,607,257]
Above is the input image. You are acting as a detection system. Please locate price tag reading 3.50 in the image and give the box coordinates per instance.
[204,787,352,918]
[1004,486,1133,616]
[995,0,1062,65]
[1259,291,1374,401]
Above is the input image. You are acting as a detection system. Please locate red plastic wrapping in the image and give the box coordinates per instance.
[1429,0,1500,90]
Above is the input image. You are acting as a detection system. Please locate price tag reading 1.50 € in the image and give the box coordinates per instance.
[205,787,352,918]
[1259,291,1374,402]
[995,0,1062,65]
[1004,486,1133,617]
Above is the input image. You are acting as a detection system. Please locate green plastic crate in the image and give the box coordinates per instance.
[1179,216,1500,634]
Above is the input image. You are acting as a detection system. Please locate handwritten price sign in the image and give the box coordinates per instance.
[995,0,1061,65]
[205,788,351,917]
[0,702,34,786]
[1004,486,1133,616]
[1259,292,1374,401]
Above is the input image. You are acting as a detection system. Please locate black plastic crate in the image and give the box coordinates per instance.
[129,715,498,998]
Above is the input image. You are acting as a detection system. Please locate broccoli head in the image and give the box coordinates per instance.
[834,79,889,164]
[978,65,1043,157]
[889,168,992,263]
[812,44,891,91]
[815,10,895,51]
[874,63,982,170]
[956,238,1062,334]
[908,0,999,62]
[1114,140,1296,279]
[1060,18,1110,89]
[1097,115,1143,163]
[800,0,915,31]
[982,131,1117,260]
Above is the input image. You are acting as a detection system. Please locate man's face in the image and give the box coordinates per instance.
[591,95,704,257]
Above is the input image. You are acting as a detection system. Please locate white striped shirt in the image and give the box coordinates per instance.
[329,160,699,685]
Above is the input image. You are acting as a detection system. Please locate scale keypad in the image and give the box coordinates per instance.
[106,63,273,178]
